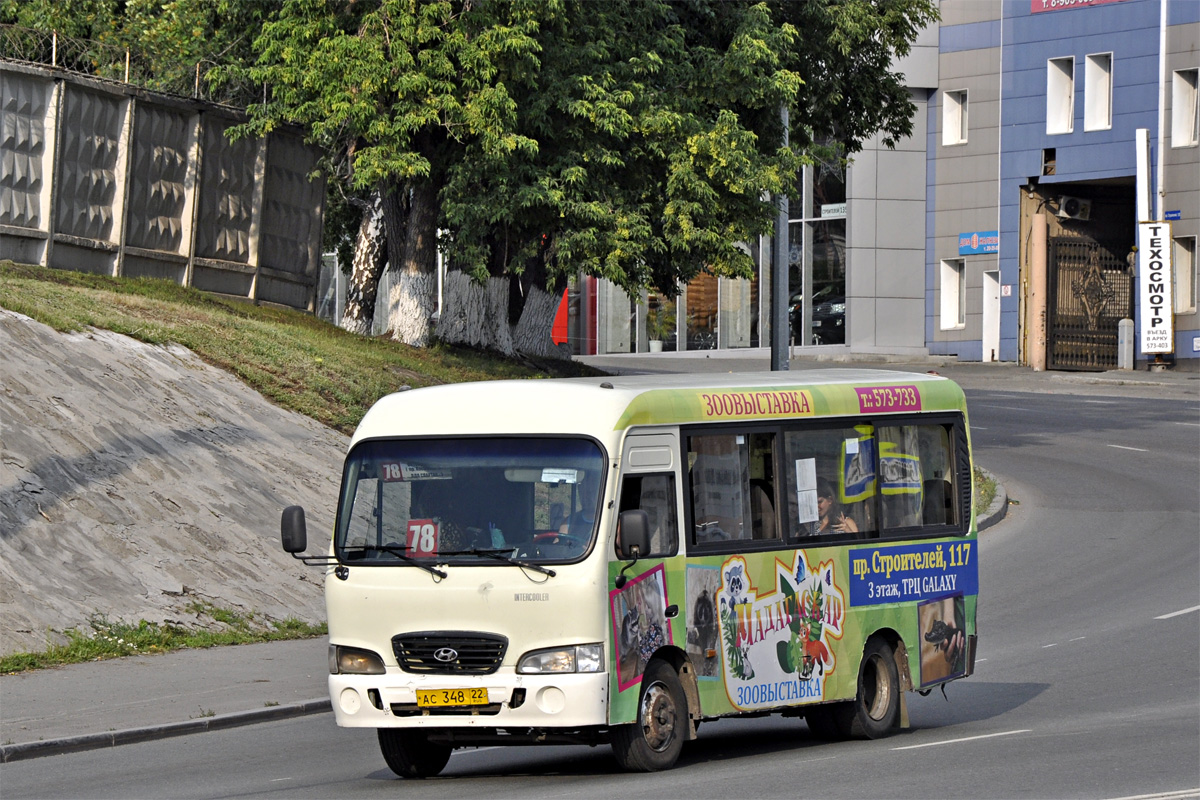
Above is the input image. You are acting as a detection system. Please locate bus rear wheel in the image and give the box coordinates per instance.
[845,637,901,739]
[611,660,687,772]
[806,637,901,740]
[377,729,451,779]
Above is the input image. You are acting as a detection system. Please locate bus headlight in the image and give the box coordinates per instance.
[330,645,386,675]
[517,644,604,674]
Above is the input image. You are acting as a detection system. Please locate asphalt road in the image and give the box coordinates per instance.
[2,365,1197,798]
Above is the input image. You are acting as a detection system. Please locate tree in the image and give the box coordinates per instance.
[233,0,543,346]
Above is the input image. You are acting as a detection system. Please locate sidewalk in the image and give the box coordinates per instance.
[1,638,329,762]
[1,355,1192,763]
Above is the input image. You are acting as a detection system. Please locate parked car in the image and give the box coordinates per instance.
[811,295,846,344]
[789,285,843,344]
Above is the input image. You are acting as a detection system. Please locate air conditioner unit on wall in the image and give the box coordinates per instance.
[1056,195,1092,221]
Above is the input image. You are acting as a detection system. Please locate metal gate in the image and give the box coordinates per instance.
[1047,238,1133,371]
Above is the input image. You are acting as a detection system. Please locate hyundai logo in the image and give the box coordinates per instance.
[433,647,458,663]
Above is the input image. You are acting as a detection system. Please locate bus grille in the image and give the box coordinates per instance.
[391,632,508,675]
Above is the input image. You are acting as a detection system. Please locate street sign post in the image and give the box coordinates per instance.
[1136,221,1174,354]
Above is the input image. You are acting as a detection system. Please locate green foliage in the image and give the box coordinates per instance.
[0,604,327,674]
[973,466,997,517]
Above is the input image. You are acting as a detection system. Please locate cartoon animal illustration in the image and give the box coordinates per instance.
[721,564,754,680]
[797,619,831,679]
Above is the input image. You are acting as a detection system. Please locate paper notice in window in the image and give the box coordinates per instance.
[795,458,818,524]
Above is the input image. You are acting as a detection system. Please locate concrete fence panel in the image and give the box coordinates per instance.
[0,61,324,313]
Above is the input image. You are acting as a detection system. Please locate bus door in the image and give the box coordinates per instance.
[608,432,685,722]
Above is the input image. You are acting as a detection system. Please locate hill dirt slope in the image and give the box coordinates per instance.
[0,308,346,656]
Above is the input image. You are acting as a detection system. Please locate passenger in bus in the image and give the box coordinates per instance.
[809,477,858,536]
[565,473,598,536]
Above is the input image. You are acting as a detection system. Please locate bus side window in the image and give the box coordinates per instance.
[618,474,678,557]
[878,424,957,533]
[686,431,781,546]
[688,434,747,543]
[783,427,879,540]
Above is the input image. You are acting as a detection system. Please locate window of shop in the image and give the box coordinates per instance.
[685,272,719,351]
[788,155,847,346]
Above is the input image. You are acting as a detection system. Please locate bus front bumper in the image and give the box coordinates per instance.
[328,670,610,730]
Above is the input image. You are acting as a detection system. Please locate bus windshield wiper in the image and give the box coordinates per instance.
[342,545,447,578]
[440,548,557,577]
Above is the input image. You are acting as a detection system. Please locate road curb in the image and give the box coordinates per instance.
[977,466,1008,532]
[0,698,332,763]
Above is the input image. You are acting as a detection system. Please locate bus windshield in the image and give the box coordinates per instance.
[335,437,606,566]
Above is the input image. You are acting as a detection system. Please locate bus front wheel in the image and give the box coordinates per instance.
[611,660,687,772]
[377,729,451,779]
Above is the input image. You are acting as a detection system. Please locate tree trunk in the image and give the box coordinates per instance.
[387,175,440,346]
[512,284,569,359]
[436,271,515,356]
[338,191,386,336]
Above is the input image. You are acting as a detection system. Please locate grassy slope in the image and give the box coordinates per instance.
[0,261,602,435]
[0,261,605,670]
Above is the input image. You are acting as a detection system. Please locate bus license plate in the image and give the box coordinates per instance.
[415,688,489,708]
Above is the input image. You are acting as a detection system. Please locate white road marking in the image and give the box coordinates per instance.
[1107,444,1149,452]
[891,729,1031,751]
[1069,636,1086,642]
[1173,421,1200,427]
[1155,605,1200,620]
[1042,643,1058,648]
[1106,790,1200,800]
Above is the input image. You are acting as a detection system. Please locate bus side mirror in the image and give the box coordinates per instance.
[281,505,308,554]
[617,510,650,561]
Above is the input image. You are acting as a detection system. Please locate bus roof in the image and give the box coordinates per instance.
[349,369,967,446]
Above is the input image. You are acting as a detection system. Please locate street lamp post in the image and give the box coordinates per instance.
[771,103,790,371]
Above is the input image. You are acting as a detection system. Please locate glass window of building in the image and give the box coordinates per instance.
[1084,53,1112,132]
[789,153,847,346]
[940,259,966,330]
[1172,69,1199,147]
[942,89,969,145]
[1047,57,1075,135]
